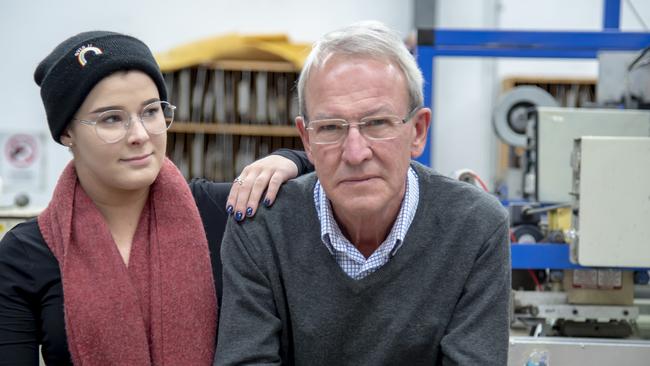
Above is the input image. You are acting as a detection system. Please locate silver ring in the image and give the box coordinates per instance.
[234,177,244,186]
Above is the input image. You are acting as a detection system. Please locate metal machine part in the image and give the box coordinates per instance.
[493,86,559,147]
[555,319,633,338]
[534,304,638,322]
[598,49,650,108]
[512,290,639,339]
[512,225,544,243]
[570,137,650,268]
[534,107,650,203]
[508,336,650,366]
[507,202,542,227]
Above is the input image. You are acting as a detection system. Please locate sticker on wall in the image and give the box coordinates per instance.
[5,134,38,168]
[0,132,46,195]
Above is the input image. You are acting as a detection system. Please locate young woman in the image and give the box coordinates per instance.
[0,31,311,365]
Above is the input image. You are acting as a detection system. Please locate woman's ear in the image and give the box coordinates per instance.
[59,128,74,148]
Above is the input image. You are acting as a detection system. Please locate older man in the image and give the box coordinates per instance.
[215,21,510,365]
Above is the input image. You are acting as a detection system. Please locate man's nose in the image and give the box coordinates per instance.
[341,124,372,165]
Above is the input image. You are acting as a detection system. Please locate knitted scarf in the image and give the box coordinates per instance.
[38,158,217,365]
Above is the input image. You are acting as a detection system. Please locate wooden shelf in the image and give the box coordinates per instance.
[206,60,300,72]
[162,61,303,181]
[169,122,299,137]
[502,76,597,91]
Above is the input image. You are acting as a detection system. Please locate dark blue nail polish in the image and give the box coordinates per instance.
[226,205,233,215]
[263,198,272,207]
[246,207,253,217]
[235,211,243,221]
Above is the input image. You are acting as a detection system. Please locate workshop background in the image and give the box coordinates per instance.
[1,1,650,364]
[0,0,647,206]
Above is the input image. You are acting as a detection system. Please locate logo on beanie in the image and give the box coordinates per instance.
[75,44,103,67]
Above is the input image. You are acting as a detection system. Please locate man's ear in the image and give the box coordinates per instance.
[410,107,431,159]
[296,116,314,164]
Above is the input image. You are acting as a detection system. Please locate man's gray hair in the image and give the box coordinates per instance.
[297,20,424,120]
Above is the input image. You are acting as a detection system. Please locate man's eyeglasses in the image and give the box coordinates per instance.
[305,107,420,145]
[73,101,176,144]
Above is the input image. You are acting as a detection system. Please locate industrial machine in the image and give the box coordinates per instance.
[532,107,650,203]
[509,136,650,365]
[489,47,650,365]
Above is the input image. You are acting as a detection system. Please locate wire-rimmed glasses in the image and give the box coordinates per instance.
[73,100,176,144]
[305,107,420,145]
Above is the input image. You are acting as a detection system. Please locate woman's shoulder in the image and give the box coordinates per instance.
[1,218,41,255]
[188,178,231,207]
[0,218,60,289]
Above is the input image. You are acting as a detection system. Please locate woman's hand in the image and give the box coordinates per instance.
[226,154,299,221]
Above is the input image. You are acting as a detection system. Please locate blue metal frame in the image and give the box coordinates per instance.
[511,244,582,269]
[512,244,648,270]
[604,0,621,29]
[415,1,650,269]
[414,0,650,167]
[422,30,650,58]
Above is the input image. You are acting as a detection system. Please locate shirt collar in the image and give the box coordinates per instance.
[314,166,419,255]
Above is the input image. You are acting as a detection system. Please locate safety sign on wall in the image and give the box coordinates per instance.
[0,132,46,194]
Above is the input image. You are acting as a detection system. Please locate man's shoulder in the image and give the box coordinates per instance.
[272,173,318,210]
[411,162,508,222]
[223,173,320,261]
[231,173,318,233]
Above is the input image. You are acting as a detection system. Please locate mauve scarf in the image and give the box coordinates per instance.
[38,158,217,365]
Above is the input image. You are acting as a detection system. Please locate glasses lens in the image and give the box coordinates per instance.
[309,120,345,144]
[360,116,401,140]
[95,110,128,143]
[141,101,174,135]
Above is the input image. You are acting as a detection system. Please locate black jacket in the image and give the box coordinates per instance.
[0,149,311,365]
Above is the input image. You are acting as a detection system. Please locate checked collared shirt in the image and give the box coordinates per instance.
[314,166,419,280]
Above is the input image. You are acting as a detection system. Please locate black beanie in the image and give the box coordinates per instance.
[34,31,168,144]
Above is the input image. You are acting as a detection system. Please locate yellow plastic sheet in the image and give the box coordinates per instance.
[155,33,311,72]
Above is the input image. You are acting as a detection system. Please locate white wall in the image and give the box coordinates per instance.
[1,0,648,206]
[0,0,413,208]
[430,0,649,189]
[432,0,499,183]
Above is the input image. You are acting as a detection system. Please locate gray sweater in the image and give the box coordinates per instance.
[215,163,510,366]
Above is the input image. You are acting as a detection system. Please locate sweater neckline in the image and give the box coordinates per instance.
[311,194,430,293]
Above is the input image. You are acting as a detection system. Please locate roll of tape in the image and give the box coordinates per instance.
[492,86,558,147]
[450,168,488,191]
[512,224,544,243]
[451,168,477,184]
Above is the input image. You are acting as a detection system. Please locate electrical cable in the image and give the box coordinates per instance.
[623,45,650,107]
[627,46,650,72]
[451,169,489,192]
[467,171,489,192]
[625,0,649,30]
[528,269,543,291]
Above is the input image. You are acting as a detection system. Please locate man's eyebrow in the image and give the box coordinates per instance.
[311,106,397,120]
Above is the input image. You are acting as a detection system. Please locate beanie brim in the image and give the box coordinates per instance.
[36,32,168,144]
